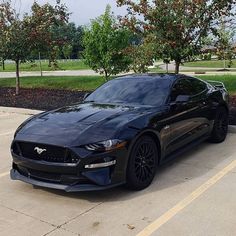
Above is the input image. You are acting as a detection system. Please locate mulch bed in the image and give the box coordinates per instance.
[0,87,88,111]
[0,87,236,125]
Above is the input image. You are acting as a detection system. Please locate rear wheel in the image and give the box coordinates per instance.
[126,135,158,190]
[209,107,228,143]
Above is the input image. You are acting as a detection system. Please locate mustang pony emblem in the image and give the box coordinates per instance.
[34,147,47,155]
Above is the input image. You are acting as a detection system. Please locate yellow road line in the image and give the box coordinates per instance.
[137,159,236,236]
[0,172,9,178]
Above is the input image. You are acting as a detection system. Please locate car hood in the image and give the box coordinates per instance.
[15,103,159,147]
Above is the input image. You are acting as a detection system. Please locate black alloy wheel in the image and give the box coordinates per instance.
[126,135,158,190]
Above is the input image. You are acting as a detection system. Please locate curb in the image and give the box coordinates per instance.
[229,125,236,134]
[0,106,43,116]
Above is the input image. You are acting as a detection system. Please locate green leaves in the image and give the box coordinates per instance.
[117,0,236,73]
[0,1,69,94]
[27,1,69,64]
[83,5,132,80]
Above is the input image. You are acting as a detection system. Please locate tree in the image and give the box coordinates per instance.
[83,5,131,80]
[55,23,84,59]
[126,34,157,73]
[0,1,31,95]
[63,44,73,59]
[6,19,31,95]
[25,1,69,69]
[0,0,69,94]
[215,20,235,69]
[0,1,14,71]
[117,0,236,74]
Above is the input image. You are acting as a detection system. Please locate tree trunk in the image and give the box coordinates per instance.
[104,70,108,82]
[15,60,20,95]
[2,59,5,71]
[166,63,169,73]
[39,51,43,77]
[175,60,181,74]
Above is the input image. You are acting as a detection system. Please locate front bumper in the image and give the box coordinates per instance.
[11,145,128,192]
[10,169,124,192]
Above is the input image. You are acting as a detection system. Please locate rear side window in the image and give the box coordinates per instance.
[170,78,193,101]
[190,79,207,95]
[170,78,207,101]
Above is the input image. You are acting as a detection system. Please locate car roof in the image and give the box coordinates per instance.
[114,73,184,81]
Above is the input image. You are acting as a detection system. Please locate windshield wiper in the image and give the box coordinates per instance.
[84,100,95,103]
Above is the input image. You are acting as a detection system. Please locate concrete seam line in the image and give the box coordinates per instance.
[59,202,104,228]
[0,203,57,228]
[0,131,14,136]
[0,172,9,178]
[136,159,236,236]
[0,108,43,115]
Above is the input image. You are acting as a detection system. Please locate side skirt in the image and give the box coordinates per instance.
[160,134,210,166]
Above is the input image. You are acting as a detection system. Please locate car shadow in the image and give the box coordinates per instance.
[35,135,235,203]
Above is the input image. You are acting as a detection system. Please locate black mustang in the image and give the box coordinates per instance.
[11,74,229,191]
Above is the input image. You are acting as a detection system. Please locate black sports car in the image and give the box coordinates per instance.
[10,74,229,191]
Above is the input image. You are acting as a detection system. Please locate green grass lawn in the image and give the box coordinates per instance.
[0,60,90,72]
[197,75,236,94]
[0,76,104,91]
[0,74,235,94]
[184,59,236,68]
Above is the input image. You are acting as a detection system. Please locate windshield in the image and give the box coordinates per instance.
[85,77,171,106]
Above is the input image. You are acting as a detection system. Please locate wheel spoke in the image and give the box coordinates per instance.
[134,140,157,183]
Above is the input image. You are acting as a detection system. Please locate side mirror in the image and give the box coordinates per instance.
[175,95,190,103]
[83,93,90,100]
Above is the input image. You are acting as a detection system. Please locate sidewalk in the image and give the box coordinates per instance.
[1,68,236,78]
[158,62,236,75]
[0,69,99,78]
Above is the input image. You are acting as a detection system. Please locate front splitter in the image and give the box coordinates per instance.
[10,169,125,192]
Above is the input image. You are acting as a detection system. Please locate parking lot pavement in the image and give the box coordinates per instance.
[0,107,236,236]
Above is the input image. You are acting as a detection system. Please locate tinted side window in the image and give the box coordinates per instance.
[170,78,207,101]
[191,79,207,95]
[170,79,193,101]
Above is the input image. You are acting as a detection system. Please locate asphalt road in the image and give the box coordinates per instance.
[0,107,236,236]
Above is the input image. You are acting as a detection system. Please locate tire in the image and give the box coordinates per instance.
[126,135,158,190]
[209,107,229,143]
[32,185,40,189]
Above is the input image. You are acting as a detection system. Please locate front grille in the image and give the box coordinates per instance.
[15,164,93,185]
[12,141,79,163]
[17,165,61,183]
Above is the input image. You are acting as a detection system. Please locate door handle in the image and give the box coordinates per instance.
[164,125,170,130]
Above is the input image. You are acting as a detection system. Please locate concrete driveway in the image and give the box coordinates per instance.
[0,107,236,236]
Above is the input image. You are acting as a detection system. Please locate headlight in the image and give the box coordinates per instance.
[85,139,126,152]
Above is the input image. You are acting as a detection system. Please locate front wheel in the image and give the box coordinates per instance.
[126,135,158,190]
[209,107,229,143]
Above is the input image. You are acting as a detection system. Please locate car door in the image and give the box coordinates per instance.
[188,78,212,136]
[164,77,210,156]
